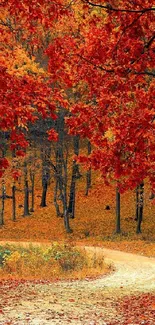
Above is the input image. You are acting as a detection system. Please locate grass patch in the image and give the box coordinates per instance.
[0,243,111,281]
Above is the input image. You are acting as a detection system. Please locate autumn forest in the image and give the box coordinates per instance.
[0,1,155,324]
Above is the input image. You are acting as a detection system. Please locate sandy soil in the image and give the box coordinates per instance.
[0,244,155,325]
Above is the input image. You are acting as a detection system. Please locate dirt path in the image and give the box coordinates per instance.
[0,243,155,325]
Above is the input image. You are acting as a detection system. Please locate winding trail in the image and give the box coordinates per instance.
[84,246,155,293]
[0,243,155,324]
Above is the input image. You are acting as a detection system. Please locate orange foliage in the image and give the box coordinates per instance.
[0,171,155,257]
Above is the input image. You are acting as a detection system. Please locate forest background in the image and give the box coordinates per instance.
[0,0,155,260]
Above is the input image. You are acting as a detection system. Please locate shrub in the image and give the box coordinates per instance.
[0,246,11,267]
[50,242,86,271]
[0,243,86,278]
[0,243,110,280]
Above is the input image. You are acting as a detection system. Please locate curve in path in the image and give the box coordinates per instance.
[0,241,155,293]
[80,246,155,294]
[0,242,155,325]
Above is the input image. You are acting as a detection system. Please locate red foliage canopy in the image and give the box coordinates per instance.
[47,0,155,191]
[1,0,155,191]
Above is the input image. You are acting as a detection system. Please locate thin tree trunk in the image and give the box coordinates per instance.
[67,161,76,218]
[63,188,72,233]
[54,109,72,232]
[62,146,72,232]
[12,185,16,221]
[0,131,8,158]
[116,187,121,233]
[40,146,47,207]
[67,136,80,219]
[73,136,81,178]
[0,182,5,225]
[85,140,92,196]
[135,186,139,221]
[40,182,47,207]
[64,208,72,233]
[54,179,62,217]
[30,172,35,212]
[67,137,78,218]
[23,160,30,216]
[40,145,51,207]
[24,180,30,216]
[136,182,144,234]
[54,140,64,217]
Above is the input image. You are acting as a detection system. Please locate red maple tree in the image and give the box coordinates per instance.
[47,0,155,192]
[1,0,155,193]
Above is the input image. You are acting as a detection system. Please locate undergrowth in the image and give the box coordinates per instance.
[0,242,111,280]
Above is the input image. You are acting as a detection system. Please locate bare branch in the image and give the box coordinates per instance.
[145,35,155,49]
[134,71,155,77]
[84,0,155,13]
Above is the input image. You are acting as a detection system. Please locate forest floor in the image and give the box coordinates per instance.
[0,177,155,257]
[0,174,155,323]
[0,245,155,324]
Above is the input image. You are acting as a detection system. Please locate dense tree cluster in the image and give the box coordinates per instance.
[0,0,154,234]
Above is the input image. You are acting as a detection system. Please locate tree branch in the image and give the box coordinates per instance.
[84,0,155,13]
[77,54,114,73]
[112,12,144,58]
[145,34,155,49]
[78,54,155,78]
[134,71,155,77]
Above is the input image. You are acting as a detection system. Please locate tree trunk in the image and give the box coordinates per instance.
[73,136,81,178]
[85,140,92,196]
[54,109,72,232]
[0,131,8,158]
[67,161,76,218]
[135,186,139,221]
[116,187,121,233]
[62,146,72,232]
[63,186,72,233]
[67,136,80,219]
[64,208,72,233]
[40,182,47,207]
[30,172,35,212]
[54,179,62,217]
[23,160,30,216]
[136,182,144,234]
[0,183,5,225]
[12,185,16,221]
[40,145,51,207]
